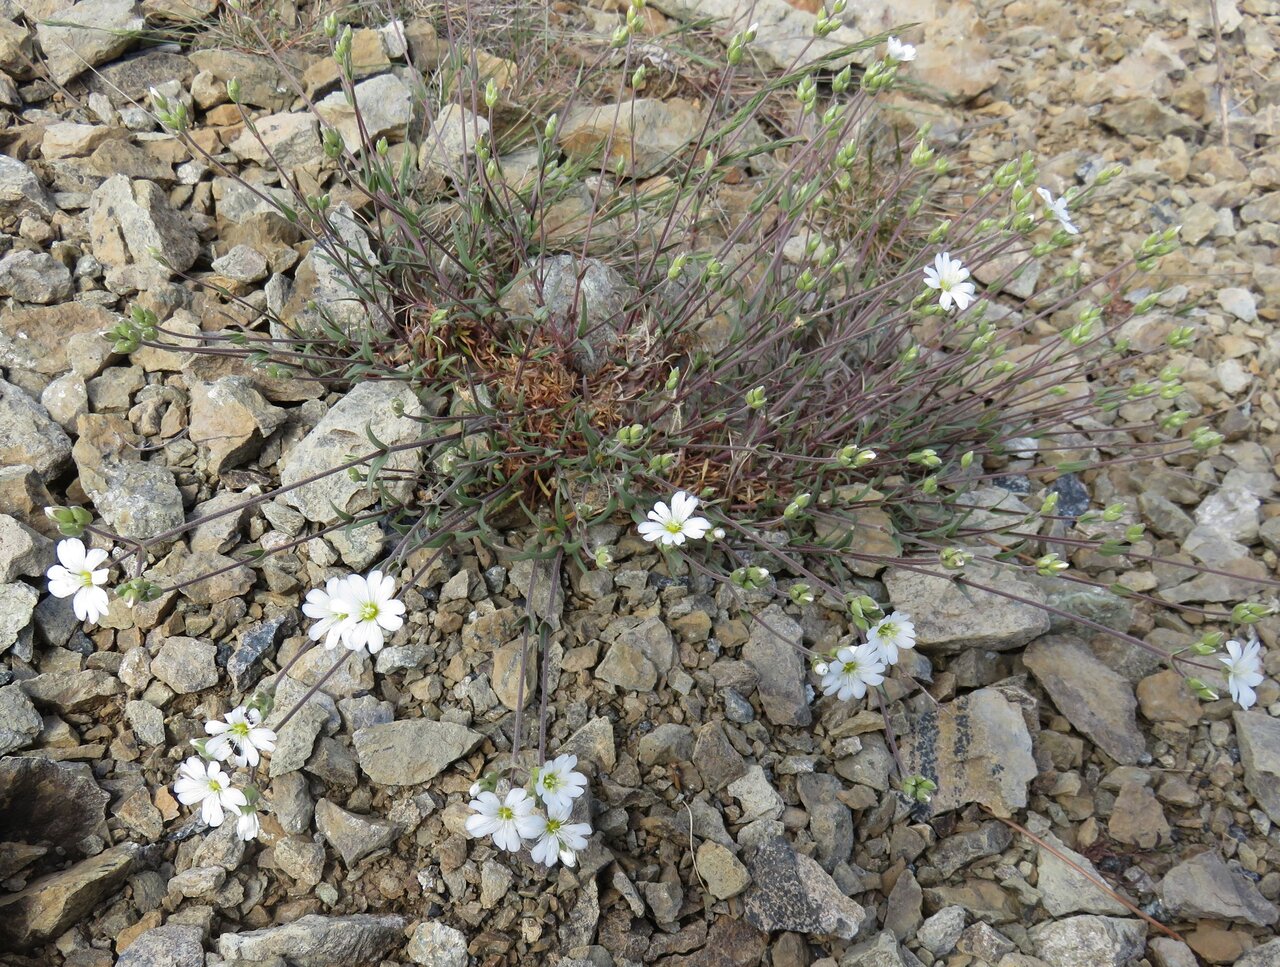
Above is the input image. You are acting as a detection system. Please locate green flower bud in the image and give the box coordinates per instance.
[783,493,812,520]
[789,583,815,605]
[902,774,937,803]
[1185,677,1218,702]
[1232,602,1274,623]
[1036,553,1069,576]
[731,565,771,590]
[745,386,767,410]
[1167,326,1196,349]
[1190,426,1223,452]
[484,78,500,109]
[940,547,973,569]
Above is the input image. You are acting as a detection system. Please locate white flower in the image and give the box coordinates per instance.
[203,706,277,768]
[867,613,917,666]
[534,754,588,814]
[465,788,543,852]
[1036,186,1079,235]
[529,802,591,868]
[46,538,111,625]
[302,576,356,650]
[173,756,246,828]
[236,805,261,842]
[886,36,917,62]
[820,642,886,701]
[1221,638,1264,710]
[637,491,712,547]
[813,661,830,676]
[336,570,406,654]
[923,252,977,313]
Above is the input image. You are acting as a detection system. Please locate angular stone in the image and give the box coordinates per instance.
[0,250,72,304]
[1237,711,1280,824]
[883,563,1050,654]
[1136,669,1201,727]
[693,721,747,792]
[1236,939,1280,967]
[117,923,204,967]
[697,841,750,900]
[559,98,705,178]
[35,0,144,85]
[314,798,398,867]
[0,683,42,754]
[0,515,51,583]
[1037,832,1131,917]
[407,920,469,967]
[352,719,483,786]
[742,605,810,727]
[743,837,866,939]
[151,636,219,694]
[0,379,72,478]
[230,112,321,168]
[899,688,1036,817]
[188,377,287,474]
[21,669,122,711]
[1024,636,1145,765]
[562,715,616,772]
[728,765,784,823]
[1158,850,1278,927]
[275,836,325,889]
[638,723,695,767]
[0,303,120,378]
[0,581,38,654]
[88,175,199,286]
[0,843,142,946]
[1108,782,1169,849]
[597,640,657,691]
[1030,916,1146,967]
[928,822,1012,878]
[0,155,56,220]
[646,0,861,70]
[216,914,407,966]
[316,73,413,151]
[280,380,427,525]
[917,907,966,956]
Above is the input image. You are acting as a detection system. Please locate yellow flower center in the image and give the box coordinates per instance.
[360,602,380,621]
[664,520,683,534]
[543,773,560,790]
[208,779,222,793]
[497,806,514,821]
[230,722,251,739]
[77,569,94,588]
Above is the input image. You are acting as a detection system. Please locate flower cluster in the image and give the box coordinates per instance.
[174,703,277,841]
[302,569,407,655]
[818,613,917,702]
[465,754,593,868]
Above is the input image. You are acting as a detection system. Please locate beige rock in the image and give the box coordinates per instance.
[0,843,142,946]
[559,98,705,179]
